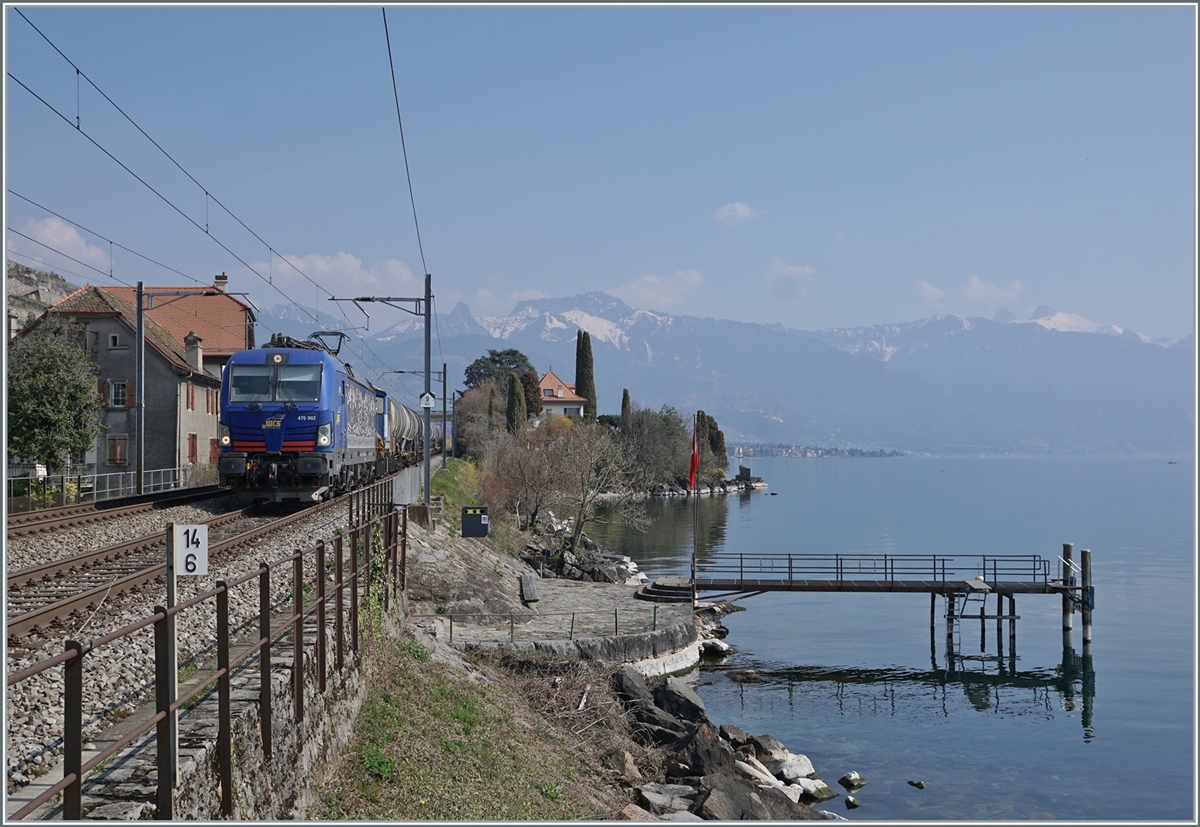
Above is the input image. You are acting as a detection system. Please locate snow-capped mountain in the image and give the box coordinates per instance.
[256,293,1193,456]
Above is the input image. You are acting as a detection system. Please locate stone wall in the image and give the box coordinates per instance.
[76,602,405,820]
[450,618,698,669]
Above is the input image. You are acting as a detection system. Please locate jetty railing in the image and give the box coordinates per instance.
[695,553,1052,587]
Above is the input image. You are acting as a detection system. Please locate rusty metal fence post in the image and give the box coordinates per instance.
[316,541,326,693]
[351,527,359,654]
[63,640,84,820]
[154,606,175,819]
[293,550,304,723]
[335,535,344,671]
[216,582,233,817]
[401,506,408,592]
[258,562,272,760]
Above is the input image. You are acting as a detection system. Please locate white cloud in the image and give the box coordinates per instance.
[713,202,762,225]
[917,280,947,305]
[611,269,703,311]
[963,276,1022,305]
[13,217,110,275]
[244,251,422,331]
[766,258,815,300]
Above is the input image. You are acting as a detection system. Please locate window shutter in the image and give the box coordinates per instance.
[126,381,135,408]
[98,379,108,406]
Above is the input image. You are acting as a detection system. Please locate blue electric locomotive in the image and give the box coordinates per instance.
[218,335,390,503]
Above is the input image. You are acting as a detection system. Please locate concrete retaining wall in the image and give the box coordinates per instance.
[449,619,699,669]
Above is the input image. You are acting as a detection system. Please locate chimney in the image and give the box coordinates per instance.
[213,272,228,293]
[184,331,203,372]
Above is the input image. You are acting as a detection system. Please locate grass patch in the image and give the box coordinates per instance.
[430,459,480,533]
[310,632,632,820]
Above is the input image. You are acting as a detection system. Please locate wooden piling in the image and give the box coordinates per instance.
[1061,543,1074,638]
[1008,594,1016,654]
[1081,549,1092,649]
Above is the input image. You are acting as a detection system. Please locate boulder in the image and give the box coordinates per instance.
[818,810,849,821]
[613,665,656,706]
[838,770,867,791]
[607,749,643,785]
[628,701,689,745]
[654,677,709,724]
[749,733,789,766]
[657,811,704,821]
[615,803,656,821]
[718,723,751,748]
[700,639,731,656]
[733,758,781,787]
[767,752,816,782]
[845,795,861,810]
[665,722,735,778]
[790,777,839,803]
[635,783,699,815]
[691,772,823,821]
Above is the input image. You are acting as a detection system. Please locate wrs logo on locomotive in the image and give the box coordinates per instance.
[216,334,441,504]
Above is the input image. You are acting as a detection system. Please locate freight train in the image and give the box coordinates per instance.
[217,333,441,503]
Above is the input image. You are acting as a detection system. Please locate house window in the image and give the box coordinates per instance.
[187,433,198,464]
[209,439,220,464]
[107,436,128,465]
[543,389,554,397]
[108,334,120,348]
[566,407,581,416]
[557,386,564,398]
[110,381,128,408]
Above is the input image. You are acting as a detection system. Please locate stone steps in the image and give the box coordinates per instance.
[635,578,694,604]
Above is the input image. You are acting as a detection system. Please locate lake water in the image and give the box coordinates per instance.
[590,456,1195,821]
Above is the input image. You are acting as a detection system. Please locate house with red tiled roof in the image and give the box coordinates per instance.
[23,276,251,481]
[538,369,587,417]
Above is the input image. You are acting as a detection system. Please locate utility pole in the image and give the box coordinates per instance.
[441,362,448,470]
[135,285,219,495]
[331,274,435,504]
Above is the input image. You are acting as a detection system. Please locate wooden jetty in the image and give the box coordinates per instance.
[638,543,1096,652]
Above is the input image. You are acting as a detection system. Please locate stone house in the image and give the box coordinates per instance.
[34,275,254,478]
[538,369,587,417]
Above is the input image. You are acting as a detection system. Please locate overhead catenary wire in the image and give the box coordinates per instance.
[9,190,209,288]
[11,11,405,396]
[382,6,429,280]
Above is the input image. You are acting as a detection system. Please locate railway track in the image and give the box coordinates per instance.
[5,486,227,538]
[6,499,339,642]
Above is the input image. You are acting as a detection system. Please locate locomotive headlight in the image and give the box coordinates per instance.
[317,423,332,446]
[219,424,231,446]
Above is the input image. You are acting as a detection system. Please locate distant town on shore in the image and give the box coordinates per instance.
[731,445,905,458]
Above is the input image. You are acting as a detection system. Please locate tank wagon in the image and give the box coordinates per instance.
[217,334,429,503]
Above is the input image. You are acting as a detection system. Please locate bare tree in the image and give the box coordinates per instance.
[555,419,637,552]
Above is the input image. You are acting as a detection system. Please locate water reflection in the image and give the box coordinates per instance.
[705,641,1097,742]
[593,495,730,575]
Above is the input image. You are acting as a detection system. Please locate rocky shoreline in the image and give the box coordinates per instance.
[604,602,867,821]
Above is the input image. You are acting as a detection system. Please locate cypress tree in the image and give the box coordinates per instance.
[575,330,597,420]
[520,368,543,418]
[505,372,526,433]
[620,388,632,431]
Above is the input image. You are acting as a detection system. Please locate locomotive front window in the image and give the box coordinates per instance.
[276,364,322,402]
[229,365,272,402]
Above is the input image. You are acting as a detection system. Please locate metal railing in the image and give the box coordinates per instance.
[696,553,1052,586]
[414,605,670,645]
[5,465,212,514]
[6,479,405,821]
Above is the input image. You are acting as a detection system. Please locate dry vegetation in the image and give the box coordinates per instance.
[311,634,657,820]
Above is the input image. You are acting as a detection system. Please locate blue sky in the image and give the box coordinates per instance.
[4,5,1196,339]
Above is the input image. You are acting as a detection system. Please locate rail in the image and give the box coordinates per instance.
[5,476,404,821]
[695,553,1052,587]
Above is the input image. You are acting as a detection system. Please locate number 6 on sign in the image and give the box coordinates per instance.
[173,524,208,575]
